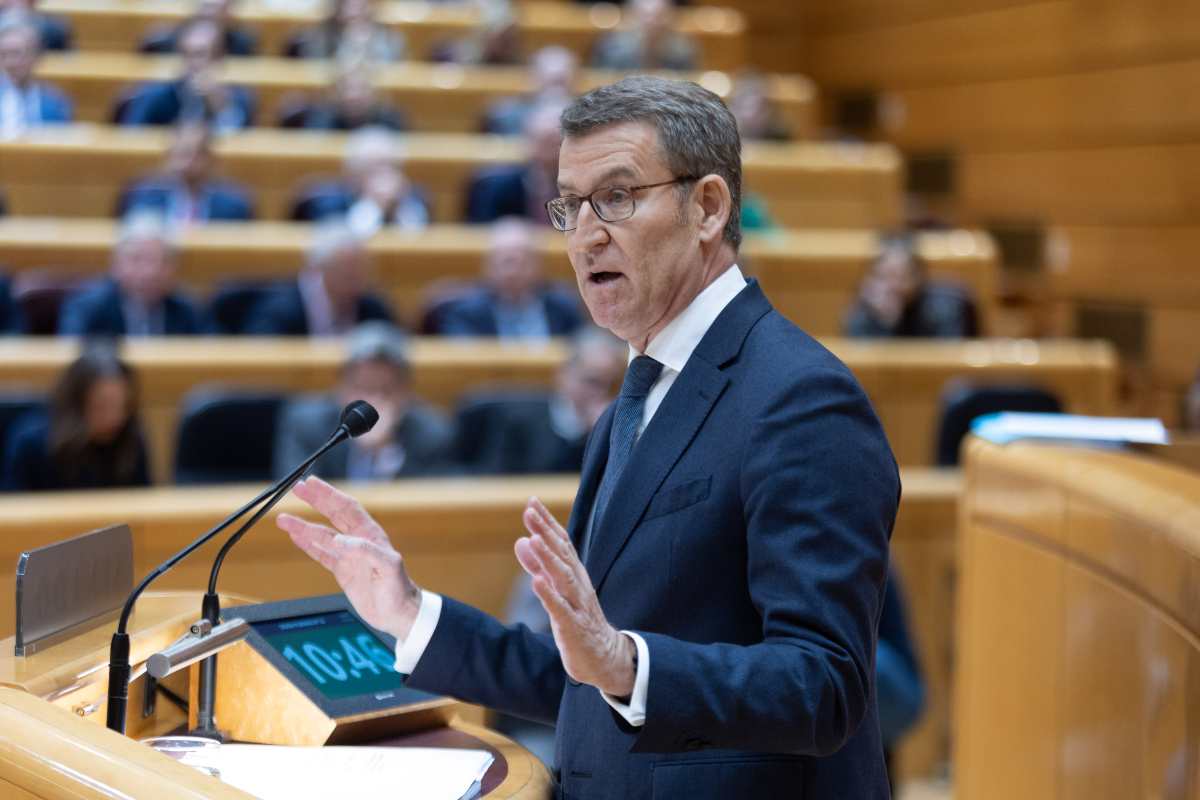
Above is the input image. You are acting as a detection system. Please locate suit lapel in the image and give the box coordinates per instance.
[566,404,613,552]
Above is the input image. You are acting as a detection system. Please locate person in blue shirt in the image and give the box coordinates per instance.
[0,16,72,134]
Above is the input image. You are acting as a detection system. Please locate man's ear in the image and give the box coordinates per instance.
[693,175,732,245]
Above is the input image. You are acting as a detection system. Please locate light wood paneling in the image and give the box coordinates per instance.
[0,125,902,229]
[40,0,746,70]
[799,0,1045,36]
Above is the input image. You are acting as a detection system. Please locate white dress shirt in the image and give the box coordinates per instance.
[395,265,749,727]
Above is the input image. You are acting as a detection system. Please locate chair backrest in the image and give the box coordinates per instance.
[0,397,45,486]
[453,389,553,472]
[935,383,1063,466]
[208,281,281,335]
[12,273,86,335]
[174,390,284,484]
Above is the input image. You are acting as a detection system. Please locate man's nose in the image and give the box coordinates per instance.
[572,201,609,252]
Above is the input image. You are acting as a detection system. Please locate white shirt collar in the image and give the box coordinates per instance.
[632,264,747,372]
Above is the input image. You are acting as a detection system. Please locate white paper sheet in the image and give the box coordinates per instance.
[181,744,494,800]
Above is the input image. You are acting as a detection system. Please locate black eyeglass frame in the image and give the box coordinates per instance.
[544,175,700,232]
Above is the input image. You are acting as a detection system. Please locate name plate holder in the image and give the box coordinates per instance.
[14,524,133,656]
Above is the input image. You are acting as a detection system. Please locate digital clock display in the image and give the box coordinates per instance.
[251,611,406,700]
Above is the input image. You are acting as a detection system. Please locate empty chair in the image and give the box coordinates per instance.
[208,281,281,334]
[12,272,85,334]
[453,389,585,475]
[174,391,283,484]
[935,383,1062,466]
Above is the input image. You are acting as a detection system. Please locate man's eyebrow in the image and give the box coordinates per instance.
[558,165,639,194]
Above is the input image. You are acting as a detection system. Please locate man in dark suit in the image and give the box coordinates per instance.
[0,17,71,133]
[0,2,71,50]
[273,322,455,481]
[245,224,394,336]
[481,46,577,136]
[465,102,562,226]
[118,121,254,223]
[118,17,255,132]
[279,77,899,799]
[139,0,258,57]
[435,217,583,339]
[59,214,208,336]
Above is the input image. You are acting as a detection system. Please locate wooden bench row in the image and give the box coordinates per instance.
[0,125,903,229]
[0,336,1118,479]
[0,221,998,338]
[34,53,817,137]
[40,0,747,70]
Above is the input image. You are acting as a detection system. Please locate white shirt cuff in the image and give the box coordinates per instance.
[392,590,443,675]
[599,631,649,727]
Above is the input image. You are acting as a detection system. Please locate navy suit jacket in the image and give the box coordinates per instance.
[407,281,900,799]
[243,281,394,336]
[58,279,208,336]
[119,80,255,129]
[465,164,547,224]
[436,286,582,337]
[117,177,255,221]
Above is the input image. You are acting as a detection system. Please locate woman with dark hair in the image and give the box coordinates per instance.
[2,345,151,491]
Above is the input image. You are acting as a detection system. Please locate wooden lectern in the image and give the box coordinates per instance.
[0,591,553,799]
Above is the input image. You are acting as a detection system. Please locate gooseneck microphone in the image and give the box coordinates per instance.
[104,401,379,735]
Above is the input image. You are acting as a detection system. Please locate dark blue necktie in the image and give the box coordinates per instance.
[582,355,664,560]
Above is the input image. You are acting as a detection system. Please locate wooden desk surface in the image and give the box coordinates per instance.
[35,52,816,138]
[0,335,1115,477]
[41,0,747,71]
[0,125,902,228]
[0,220,996,336]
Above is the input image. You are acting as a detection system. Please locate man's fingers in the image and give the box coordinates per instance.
[278,513,340,571]
[524,505,589,587]
[530,497,571,543]
[529,573,573,623]
[291,478,388,544]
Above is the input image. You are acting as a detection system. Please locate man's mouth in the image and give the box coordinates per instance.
[588,271,623,284]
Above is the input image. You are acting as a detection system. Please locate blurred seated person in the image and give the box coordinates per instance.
[844,235,978,338]
[0,272,23,332]
[286,0,404,68]
[245,224,394,336]
[433,217,582,338]
[273,322,454,481]
[1185,369,1200,431]
[59,214,209,336]
[3,345,151,491]
[0,16,72,136]
[590,0,696,71]
[117,121,255,223]
[291,126,430,233]
[730,71,790,142]
[459,326,623,475]
[0,1,70,51]
[465,102,562,225]
[118,17,255,132]
[430,0,521,67]
[281,69,407,132]
[139,0,258,57]
[481,45,576,135]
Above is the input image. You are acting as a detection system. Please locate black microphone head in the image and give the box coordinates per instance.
[340,400,379,438]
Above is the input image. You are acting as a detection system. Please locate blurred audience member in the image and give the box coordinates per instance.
[431,0,521,66]
[273,322,454,481]
[246,224,394,336]
[459,326,623,475]
[0,272,23,332]
[117,121,255,223]
[140,0,258,57]
[481,45,576,135]
[1185,369,1200,431]
[3,345,151,491]
[118,17,255,132]
[287,0,404,68]
[59,214,208,336]
[283,69,407,132]
[590,0,696,71]
[465,102,562,225]
[729,71,790,142]
[291,127,430,233]
[0,1,71,51]
[844,236,978,338]
[433,217,582,338]
[0,17,72,136]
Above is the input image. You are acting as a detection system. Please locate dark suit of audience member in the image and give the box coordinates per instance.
[290,180,430,227]
[436,286,581,338]
[139,24,258,57]
[0,274,23,333]
[284,99,406,132]
[480,46,577,136]
[3,348,151,491]
[465,104,562,225]
[58,278,207,336]
[118,177,254,222]
[272,322,454,481]
[244,225,394,336]
[844,238,979,338]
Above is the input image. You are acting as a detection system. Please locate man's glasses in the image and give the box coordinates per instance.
[545,176,698,232]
